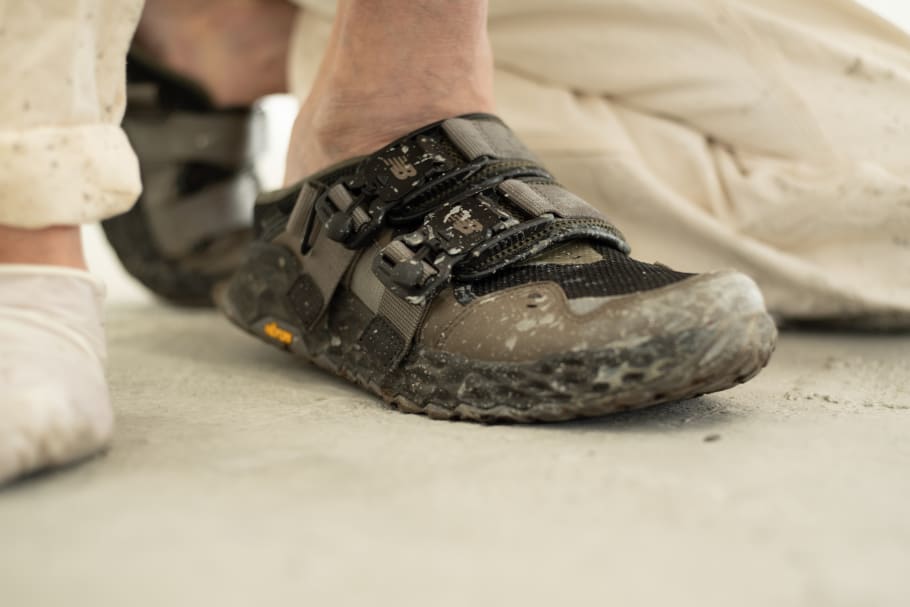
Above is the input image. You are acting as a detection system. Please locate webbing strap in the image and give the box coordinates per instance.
[124,110,262,167]
[142,168,258,257]
[285,183,319,245]
[442,117,539,163]
[124,79,266,257]
[498,179,610,220]
[377,290,426,353]
[287,221,358,329]
[279,114,626,374]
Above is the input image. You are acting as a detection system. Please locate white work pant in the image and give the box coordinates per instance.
[2,0,908,320]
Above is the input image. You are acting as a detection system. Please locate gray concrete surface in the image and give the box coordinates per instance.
[5,4,910,604]
[2,245,909,605]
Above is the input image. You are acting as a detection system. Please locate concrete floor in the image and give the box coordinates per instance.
[0,229,908,606]
[3,4,909,605]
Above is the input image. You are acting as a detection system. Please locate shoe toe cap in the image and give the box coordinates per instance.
[429,270,771,362]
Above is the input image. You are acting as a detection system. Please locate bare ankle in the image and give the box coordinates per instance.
[288,88,494,181]
[0,226,87,270]
[285,0,495,180]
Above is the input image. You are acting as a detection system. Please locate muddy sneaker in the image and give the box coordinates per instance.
[102,52,263,306]
[218,114,776,422]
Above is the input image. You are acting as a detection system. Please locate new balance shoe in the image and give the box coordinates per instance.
[219,114,776,422]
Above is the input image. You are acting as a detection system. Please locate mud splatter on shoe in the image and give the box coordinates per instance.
[219,114,777,422]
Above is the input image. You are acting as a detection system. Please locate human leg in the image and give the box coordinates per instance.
[0,0,143,484]
[217,0,776,421]
[285,0,496,180]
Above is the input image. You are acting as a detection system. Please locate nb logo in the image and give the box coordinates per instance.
[449,211,484,236]
[383,156,418,180]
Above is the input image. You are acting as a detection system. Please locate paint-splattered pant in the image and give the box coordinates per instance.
[0,1,143,229]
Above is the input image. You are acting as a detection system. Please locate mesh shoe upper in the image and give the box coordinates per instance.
[462,246,693,301]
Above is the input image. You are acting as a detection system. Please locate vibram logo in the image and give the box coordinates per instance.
[383,156,418,180]
[263,321,293,345]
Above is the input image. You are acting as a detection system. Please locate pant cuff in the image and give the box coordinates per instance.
[0,124,141,228]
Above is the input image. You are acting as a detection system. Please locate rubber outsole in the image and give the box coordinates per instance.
[385,313,776,422]
[217,242,777,423]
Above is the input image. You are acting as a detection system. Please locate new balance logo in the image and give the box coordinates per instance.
[453,217,484,235]
[447,209,484,235]
[383,156,418,180]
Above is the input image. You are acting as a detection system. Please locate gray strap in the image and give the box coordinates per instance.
[126,82,159,107]
[348,244,425,368]
[285,183,319,245]
[124,110,263,167]
[287,187,426,364]
[139,165,257,257]
[377,289,425,346]
[327,184,370,228]
[327,183,354,210]
[295,224,358,328]
[348,244,386,313]
[355,270,429,374]
[442,117,538,162]
[498,179,609,220]
[121,65,266,260]
[284,185,358,328]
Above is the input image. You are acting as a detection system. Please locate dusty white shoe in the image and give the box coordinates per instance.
[0,265,112,485]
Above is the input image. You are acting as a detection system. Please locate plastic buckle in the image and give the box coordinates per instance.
[373,234,441,304]
[314,132,458,250]
[373,194,519,304]
[312,183,358,244]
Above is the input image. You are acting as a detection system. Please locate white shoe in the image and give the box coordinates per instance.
[0,265,112,485]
